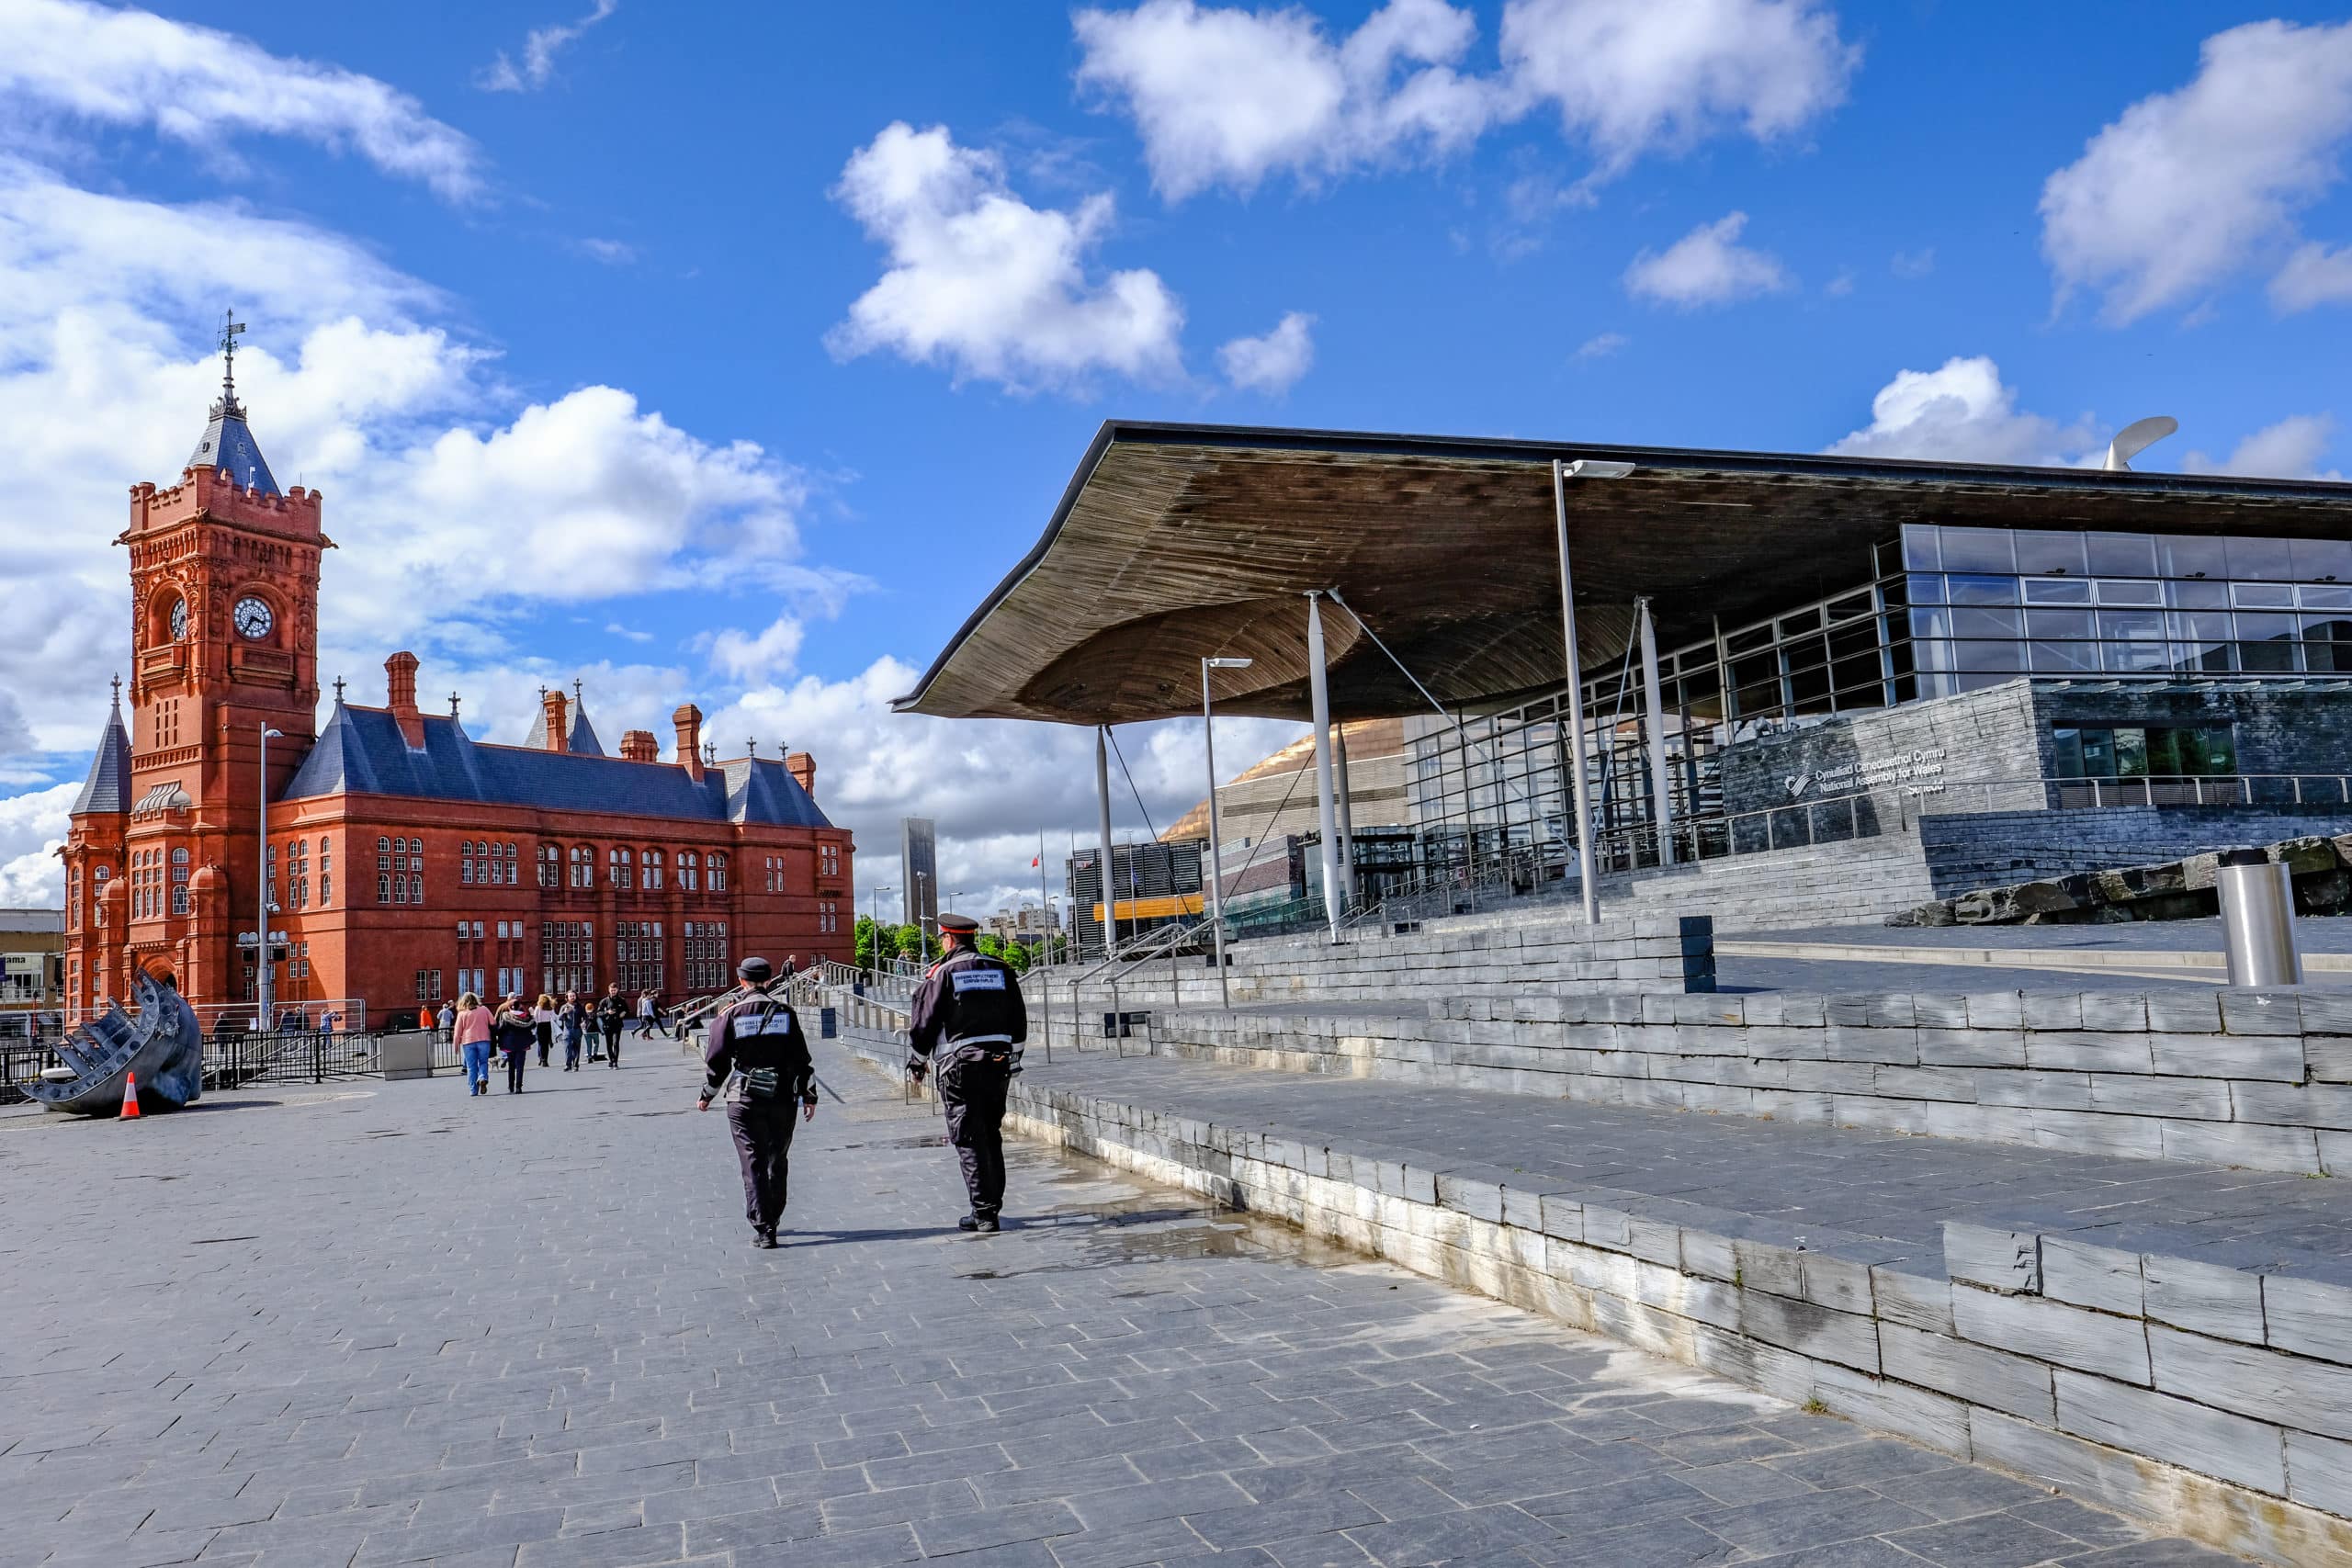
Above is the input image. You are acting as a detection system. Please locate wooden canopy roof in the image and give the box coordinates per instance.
[897,422,2352,726]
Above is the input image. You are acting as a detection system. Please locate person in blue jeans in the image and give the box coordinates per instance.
[453,991,495,1097]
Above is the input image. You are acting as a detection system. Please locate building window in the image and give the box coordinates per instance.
[2052,724,2237,801]
[170,847,189,916]
[539,844,560,888]
[320,836,332,908]
[461,840,476,884]
[708,852,727,893]
[679,851,699,892]
[610,847,632,889]
[287,839,309,910]
[642,848,663,891]
[820,842,840,878]
[819,899,838,934]
[616,919,663,991]
[684,919,729,990]
[570,845,594,888]
[415,970,443,1003]
[541,919,594,997]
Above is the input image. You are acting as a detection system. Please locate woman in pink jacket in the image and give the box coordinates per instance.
[453,992,495,1097]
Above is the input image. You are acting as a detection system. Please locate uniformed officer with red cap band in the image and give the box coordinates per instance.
[698,956,817,1248]
[906,913,1026,1232]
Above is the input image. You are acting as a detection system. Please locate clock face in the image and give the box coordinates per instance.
[168,598,187,641]
[233,597,274,640]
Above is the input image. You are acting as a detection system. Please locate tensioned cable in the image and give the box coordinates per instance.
[1103,728,1162,842]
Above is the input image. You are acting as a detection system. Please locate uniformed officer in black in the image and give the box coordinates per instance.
[906,913,1026,1232]
[697,957,817,1248]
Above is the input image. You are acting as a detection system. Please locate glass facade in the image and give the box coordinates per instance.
[1396,521,2352,887]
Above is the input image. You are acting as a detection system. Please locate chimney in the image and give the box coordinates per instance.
[620,729,659,763]
[540,688,569,753]
[385,651,424,750]
[673,704,704,783]
[786,750,816,798]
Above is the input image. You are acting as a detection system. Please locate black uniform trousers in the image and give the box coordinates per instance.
[602,1018,623,1066]
[938,1057,1012,1221]
[726,1099,798,1232]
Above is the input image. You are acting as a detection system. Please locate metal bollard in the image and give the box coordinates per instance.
[2217,849,2302,987]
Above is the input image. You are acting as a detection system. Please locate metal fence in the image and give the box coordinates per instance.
[204,1030,388,1089]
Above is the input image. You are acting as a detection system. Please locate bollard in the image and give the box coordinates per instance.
[2217,849,2301,987]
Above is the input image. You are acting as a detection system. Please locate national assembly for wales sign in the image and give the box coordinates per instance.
[1782,747,1948,801]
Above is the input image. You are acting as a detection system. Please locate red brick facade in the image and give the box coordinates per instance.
[61,366,852,1028]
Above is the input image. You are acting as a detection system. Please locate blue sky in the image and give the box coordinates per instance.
[4,0,2351,911]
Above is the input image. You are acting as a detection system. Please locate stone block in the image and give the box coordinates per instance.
[1952,1285,2152,1385]
[1873,1268,1954,1335]
[1809,1361,1972,1458]
[1977,1069,2090,1110]
[1873,1065,1976,1102]
[1917,1027,2027,1068]
[2154,1032,2305,1082]
[2161,1119,2322,1174]
[1945,1224,2042,1294]
[1581,1204,1634,1252]
[2143,1254,2267,1344]
[2079,992,2153,1032]
[1966,991,2026,1030]
[1690,1323,1818,1405]
[1800,1250,1878,1316]
[2287,1430,2352,1517]
[2054,1369,2287,1495]
[1733,1237,1807,1299]
[2265,1275,2352,1365]
[2032,1107,2165,1161]
[1737,1287,1880,1372]
[2145,989,2225,1033]
[2025,1031,2156,1074]
[2222,989,2301,1037]
[2310,1037,2352,1085]
[1879,1318,2055,1424]
[2086,1073,2232,1122]
[2041,1235,2145,1317]
[1435,1173,1503,1224]
[2022,992,2085,1031]
[2151,1323,2352,1443]
[1536,1193,1582,1243]
[2235,1081,2352,1132]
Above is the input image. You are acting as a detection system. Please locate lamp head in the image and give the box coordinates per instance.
[1204,657,1254,671]
[264,727,285,738]
[1565,459,1636,480]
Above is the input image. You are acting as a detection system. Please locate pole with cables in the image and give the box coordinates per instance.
[1555,460,1604,923]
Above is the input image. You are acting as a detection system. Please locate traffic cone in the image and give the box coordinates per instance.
[119,1072,141,1120]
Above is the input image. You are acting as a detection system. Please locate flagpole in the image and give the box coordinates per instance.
[1037,829,1049,964]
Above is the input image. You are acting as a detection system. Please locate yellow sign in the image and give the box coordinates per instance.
[1091,895,1204,922]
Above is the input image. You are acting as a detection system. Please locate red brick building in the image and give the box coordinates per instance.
[60,337,853,1028]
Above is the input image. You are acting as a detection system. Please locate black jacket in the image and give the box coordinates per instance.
[702,989,816,1104]
[908,949,1027,1071]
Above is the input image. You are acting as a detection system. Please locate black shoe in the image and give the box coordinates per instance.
[957,1214,978,1231]
[753,1229,778,1249]
[976,1217,1000,1233]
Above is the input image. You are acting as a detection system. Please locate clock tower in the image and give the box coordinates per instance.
[107,313,333,1002]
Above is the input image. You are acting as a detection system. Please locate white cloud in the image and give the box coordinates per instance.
[708,615,808,684]
[0,0,484,200]
[1573,331,1629,360]
[0,782,76,908]
[1072,0,1856,205]
[1891,246,1935,278]
[827,122,1185,393]
[0,157,830,761]
[1217,310,1316,394]
[574,237,637,265]
[1499,0,1857,188]
[1072,0,1496,200]
[2041,19,2352,323]
[2273,241,2352,312]
[1826,356,2096,467]
[1623,211,1790,308]
[603,622,655,643]
[2186,414,2343,480]
[480,0,619,93]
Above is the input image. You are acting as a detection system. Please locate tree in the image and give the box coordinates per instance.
[853,914,878,969]
[1002,940,1032,975]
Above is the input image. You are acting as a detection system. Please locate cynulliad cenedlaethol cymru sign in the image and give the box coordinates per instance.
[1783,747,1948,800]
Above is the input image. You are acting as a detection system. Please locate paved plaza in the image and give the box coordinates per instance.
[1,1043,2234,1567]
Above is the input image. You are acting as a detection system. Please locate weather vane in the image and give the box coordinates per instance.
[218,309,244,406]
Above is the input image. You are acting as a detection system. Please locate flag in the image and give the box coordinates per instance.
[1030,855,1040,867]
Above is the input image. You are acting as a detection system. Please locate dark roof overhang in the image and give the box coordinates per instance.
[896,421,2352,727]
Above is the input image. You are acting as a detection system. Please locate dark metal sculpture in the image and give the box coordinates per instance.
[29,972,203,1115]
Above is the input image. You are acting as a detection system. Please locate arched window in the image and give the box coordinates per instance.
[379,872,392,903]
[539,844,560,889]
[708,852,727,893]
[570,845,594,888]
[171,846,190,916]
[679,851,699,892]
[320,836,332,908]
[642,848,663,890]
[461,840,477,884]
[503,842,518,885]
[610,846,632,888]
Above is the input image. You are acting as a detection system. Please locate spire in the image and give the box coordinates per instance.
[185,309,280,494]
[72,679,132,817]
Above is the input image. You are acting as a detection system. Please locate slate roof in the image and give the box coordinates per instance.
[522,694,605,757]
[186,392,279,495]
[72,697,131,817]
[281,702,831,829]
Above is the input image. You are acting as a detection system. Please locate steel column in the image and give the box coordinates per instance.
[1201,663,1232,1008]
[1305,592,1344,940]
[1636,597,1677,866]
[1552,463,1601,924]
[1095,726,1117,958]
[1333,722,1358,908]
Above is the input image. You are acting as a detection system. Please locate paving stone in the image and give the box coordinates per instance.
[0,1042,2220,1568]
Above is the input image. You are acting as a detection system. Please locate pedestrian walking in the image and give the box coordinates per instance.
[905,913,1027,1233]
[595,983,628,1067]
[494,995,534,1093]
[453,992,493,1097]
[437,998,456,1043]
[697,957,817,1248]
[634,990,659,1040]
[532,993,557,1067]
[559,991,586,1070]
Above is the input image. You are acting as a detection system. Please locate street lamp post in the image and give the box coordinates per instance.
[868,885,895,975]
[1200,656,1253,1008]
[256,725,285,1028]
[913,871,931,956]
